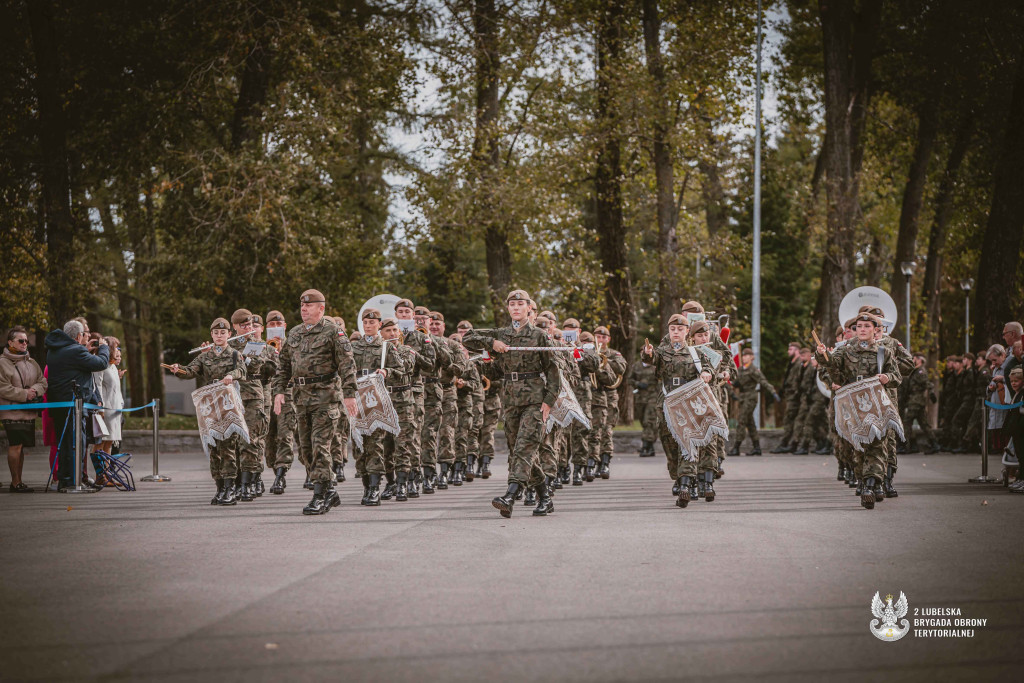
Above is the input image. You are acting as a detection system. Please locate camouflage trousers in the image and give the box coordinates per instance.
[354,430,386,477]
[963,400,984,447]
[383,398,416,474]
[331,412,350,469]
[557,422,571,469]
[258,389,271,468]
[697,437,721,475]
[734,397,760,447]
[637,399,660,442]
[590,399,607,457]
[238,397,269,473]
[600,390,618,458]
[779,395,802,446]
[539,425,564,479]
[477,395,501,460]
[209,437,239,480]
[503,402,546,487]
[408,389,425,471]
[850,439,886,481]
[437,387,458,464]
[455,391,477,464]
[659,416,696,479]
[569,399,593,467]
[265,398,297,471]
[904,403,936,447]
[791,400,811,447]
[295,402,341,484]
[799,397,829,447]
[421,390,443,468]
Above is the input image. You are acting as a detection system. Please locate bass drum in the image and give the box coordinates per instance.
[816,373,831,398]
[838,286,898,336]
[357,294,401,334]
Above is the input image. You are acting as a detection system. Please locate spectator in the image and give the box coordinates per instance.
[1004,368,1024,493]
[92,337,124,485]
[0,327,48,492]
[1000,322,1023,377]
[44,320,109,491]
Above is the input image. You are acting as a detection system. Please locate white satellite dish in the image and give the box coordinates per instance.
[838,286,898,336]
[357,293,400,334]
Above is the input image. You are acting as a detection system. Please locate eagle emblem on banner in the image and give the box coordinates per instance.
[834,376,905,451]
[192,382,251,457]
[662,378,729,461]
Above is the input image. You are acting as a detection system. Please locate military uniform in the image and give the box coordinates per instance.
[629,361,659,455]
[795,361,829,453]
[229,328,275,499]
[272,293,358,515]
[730,360,776,455]
[776,355,805,451]
[437,335,463,485]
[454,340,481,477]
[476,359,502,478]
[419,315,455,490]
[563,324,600,485]
[595,337,627,477]
[961,363,990,451]
[377,330,419,500]
[392,304,437,496]
[904,363,937,452]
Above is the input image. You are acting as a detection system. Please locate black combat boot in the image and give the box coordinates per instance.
[211,479,224,505]
[750,441,762,456]
[676,476,693,508]
[697,477,706,499]
[770,439,790,453]
[599,454,611,479]
[395,471,409,501]
[813,441,830,455]
[492,482,521,518]
[860,476,877,509]
[585,457,596,482]
[552,469,564,489]
[218,478,238,505]
[572,466,584,486]
[333,462,344,483]
[689,477,699,502]
[422,467,435,494]
[366,474,382,506]
[303,482,329,515]
[381,472,397,500]
[466,455,476,481]
[270,467,286,494]
[792,442,808,455]
[883,465,898,498]
[672,476,682,496]
[728,443,740,457]
[360,474,372,505]
[452,462,464,486]
[924,442,939,455]
[559,465,570,484]
[837,464,846,481]
[716,456,725,479]
[524,485,536,506]
[703,470,716,502]
[303,472,314,490]
[481,456,492,479]
[407,471,420,498]
[325,483,341,510]
[239,471,255,502]
[254,472,265,496]
[641,440,655,457]
[533,482,551,516]
[872,476,885,503]
[438,462,450,489]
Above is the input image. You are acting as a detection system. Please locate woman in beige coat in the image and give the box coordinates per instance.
[0,327,48,492]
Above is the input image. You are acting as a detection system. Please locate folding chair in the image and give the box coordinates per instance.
[92,450,136,491]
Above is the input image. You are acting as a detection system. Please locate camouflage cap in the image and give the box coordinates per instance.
[457,320,474,330]
[667,313,690,327]
[858,305,884,317]
[430,311,446,322]
[834,325,844,338]
[380,318,397,329]
[594,325,610,336]
[854,312,882,327]
[299,289,325,304]
[394,298,415,311]
[266,310,285,323]
[362,308,382,320]
[230,308,252,325]
[251,313,264,326]
[505,289,531,303]
[528,299,538,311]
[561,318,581,329]
[579,331,595,343]
[689,320,709,336]
[448,333,462,343]
[540,310,556,320]
[681,300,705,314]
[844,317,858,329]
[553,330,563,340]
[413,306,431,316]
[742,347,755,356]
[210,317,230,331]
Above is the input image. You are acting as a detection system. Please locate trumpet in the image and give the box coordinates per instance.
[268,337,283,352]
[481,375,491,392]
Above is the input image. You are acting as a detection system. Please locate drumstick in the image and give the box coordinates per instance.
[160,363,182,375]
[811,329,829,361]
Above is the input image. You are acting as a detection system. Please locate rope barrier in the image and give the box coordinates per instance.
[0,399,156,412]
[984,400,1023,410]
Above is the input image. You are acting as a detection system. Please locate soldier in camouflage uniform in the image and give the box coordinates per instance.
[454,321,485,481]
[786,349,813,454]
[170,318,248,505]
[476,348,502,479]
[680,301,733,477]
[593,326,626,479]
[228,309,276,501]
[272,289,358,516]
[688,320,725,501]
[560,320,601,486]
[904,353,938,454]
[940,356,965,449]
[728,348,779,456]
[327,317,351,485]
[250,313,274,492]
[419,311,456,493]
[264,310,297,494]
[431,314,462,488]
[816,312,902,510]
[961,353,991,453]
[392,299,437,498]
[793,357,830,454]
[463,289,561,518]
[453,335,480,482]
[629,359,659,456]
[641,314,713,509]
[772,342,804,452]
[376,318,419,501]
[531,317,568,504]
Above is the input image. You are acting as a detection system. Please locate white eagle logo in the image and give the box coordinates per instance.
[689,397,708,416]
[870,591,909,642]
[856,393,873,413]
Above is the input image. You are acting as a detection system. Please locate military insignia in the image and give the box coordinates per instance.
[191,383,251,456]
[870,591,910,642]
[662,379,729,461]
[859,340,869,349]
[834,377,905,451]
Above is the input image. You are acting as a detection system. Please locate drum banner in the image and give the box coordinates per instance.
[833,376,905,452]
[546,369,591,433]
[192,382,251,456]
[662,378,729,462]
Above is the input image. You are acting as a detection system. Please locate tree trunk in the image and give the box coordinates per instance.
[697,121,727,238]
[890,104,939,342]
[595,0,635,424]
[813,0,881,328]
[26,0,77,327]
[975,46,1024,344]
[229,1,273,152]
[641,0,680,333]
[99,203,145,407]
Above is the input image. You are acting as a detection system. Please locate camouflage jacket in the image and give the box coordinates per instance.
[457,361,481,396]
[572,345,601,406]
[782,359,803,400]
[179,345,246,388]
[421,332,455,401]
[799,362,819,403]
[733,363,775,398]
[438,336,466,385]
[398,327,437,389]
[351,335,414,383]
[462,321,561,408]
[228,337,275,401]
[819,339,901,389]
[906,365,932,409]
[272,317,357,407]
[479,357,503,398]
[641,340,712,405]
[629,361,659,404]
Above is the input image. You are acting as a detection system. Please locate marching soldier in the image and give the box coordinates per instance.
[419,311,455,493]
[272,289,358,516]
[688,320,725,500]
[393,299,437,497]
[452,335,480,484]
[680,300,733,475]
[640,314,713,508]
[772,342,803,453]
[629,357,659,457]
[728,348,779,456]
[787,348,813,454]
[904,353,939,454]
[474,333,502,480]
[378,318,419,501]
[169,318,247,506]
[329,317,351,484]
[593,326,626,479]
[264,310,297,494]
[463,289,561,518]
[431,313,463,487]
[816,312,902,509]
[250,312,273,489]
[228,309,275,501]
[561,319,601,486]
[794,357,830,454]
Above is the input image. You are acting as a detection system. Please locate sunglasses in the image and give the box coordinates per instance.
[12,339,28,344]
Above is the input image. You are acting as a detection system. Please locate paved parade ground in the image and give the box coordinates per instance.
[3,440,1023,682]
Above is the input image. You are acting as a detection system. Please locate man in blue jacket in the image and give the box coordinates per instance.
[45,320,109,490]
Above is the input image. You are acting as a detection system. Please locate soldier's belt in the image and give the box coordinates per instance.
[441,382,454,388]
[504,371,543,381]
[293,372,338,386]
[663,377,687,390]
[423,377,442,383]
[387,384,413,393]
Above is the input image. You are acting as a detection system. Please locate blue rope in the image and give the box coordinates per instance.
[985,400,1024,410]
[0,400,156,412]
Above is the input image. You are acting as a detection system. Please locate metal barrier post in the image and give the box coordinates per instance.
[968,398,998,483]
[63,396,98,494]
[141,398,170,482]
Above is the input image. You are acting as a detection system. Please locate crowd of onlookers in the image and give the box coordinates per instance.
[0,318,124,492]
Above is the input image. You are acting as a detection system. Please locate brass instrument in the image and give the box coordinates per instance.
[593,342,624,389]
[481,375,491,392]
[268,337,283,352]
